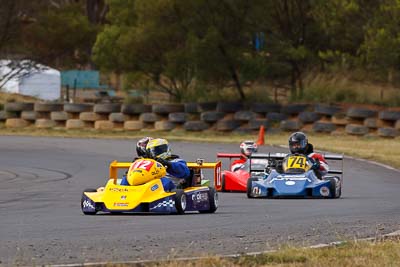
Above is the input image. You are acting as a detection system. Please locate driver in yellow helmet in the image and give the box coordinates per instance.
[145,138,190,191]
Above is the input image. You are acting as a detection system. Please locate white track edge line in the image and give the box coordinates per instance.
[48,230,400,267]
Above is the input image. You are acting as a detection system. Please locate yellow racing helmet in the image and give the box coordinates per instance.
[146,138,171,160]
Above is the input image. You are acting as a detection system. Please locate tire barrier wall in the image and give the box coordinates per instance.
[1,102,399,138]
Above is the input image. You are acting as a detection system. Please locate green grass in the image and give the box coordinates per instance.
[115,238,400,267]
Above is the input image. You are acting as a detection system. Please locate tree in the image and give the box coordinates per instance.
[22,2,98,69]
[0,0,22,55]
[254,0,323,100]
[361,0,400,83]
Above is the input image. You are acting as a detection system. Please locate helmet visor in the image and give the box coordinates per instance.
[289,139,307,153]
[149,144,169,158]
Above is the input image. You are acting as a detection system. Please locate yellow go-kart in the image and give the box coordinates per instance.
[81,158,221,215]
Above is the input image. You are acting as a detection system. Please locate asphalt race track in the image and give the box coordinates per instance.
[0,136,399,266]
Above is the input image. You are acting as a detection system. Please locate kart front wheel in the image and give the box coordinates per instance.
[174,189,186,214]
[326,178,340,198]
[81,188,98,215]
[247,178,258,198]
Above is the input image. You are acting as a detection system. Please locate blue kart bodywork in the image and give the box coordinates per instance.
[247,153,343,199]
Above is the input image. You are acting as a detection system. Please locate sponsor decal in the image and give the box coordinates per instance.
[151,184,159,191]
[133,169,143,173]
[109,187,129,192]
[191,191,208,202]
[156,162,162,168]
[82,200,95,210]
[285,181,296,186]
[113,202,129,207]
[121,195,127,200]
[151,169,160,176]
[252,186,261,195]
[320,186,330,197]
[150,199,175,210]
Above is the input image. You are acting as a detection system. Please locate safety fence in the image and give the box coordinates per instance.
[0,102,399,138]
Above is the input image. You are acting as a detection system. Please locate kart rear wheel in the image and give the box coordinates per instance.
[199,187,218,213]
[247,178,257,198]
[81,188,98,215]
[174,189,186,214]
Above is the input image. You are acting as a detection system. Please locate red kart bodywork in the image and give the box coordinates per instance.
[217,153,248,192]
[221,168,250,192]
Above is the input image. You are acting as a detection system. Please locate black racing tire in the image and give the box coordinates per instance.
[152,104,184,114]
[200,111,225,122]
[121,104,152,115]
[216,120,241,131]
[379,111,400,121]
[81,188,98,215]
[314,104,342,116]
[64,103,93,113]
[298,112,321,123]
[378,127,399,138]
[94,103,121,114]
[199,187,218,213]
[345,124,369,135]
[34,103,64,112]
[247,178,258,198]
[154,121,176,131]
[233,111,259,121]
[280,120,303,131]
[183,121,210,131]
[198,102,217,112]
[281,104,309,115]
[168,112,187,123]
[221,173,226,192]
[248,119,270,130]
[346,108,377,119]
[325,178,338,199]
[266,112,288,122]
[216,102,243,113]
[250,103,281,114]
[313,122,336,133]
[139,113,160,123]
[174,189,186,214]
[184,103,198,113]
[5,102,34,112]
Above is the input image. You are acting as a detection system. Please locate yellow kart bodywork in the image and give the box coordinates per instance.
[81,159,222,214]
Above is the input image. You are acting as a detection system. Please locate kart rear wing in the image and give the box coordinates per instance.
[249,153,344,175]
[109,161,132,184]
[109,160,222,188]
[187,160,222,190]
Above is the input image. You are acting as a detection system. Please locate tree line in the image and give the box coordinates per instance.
[1,0,399,102]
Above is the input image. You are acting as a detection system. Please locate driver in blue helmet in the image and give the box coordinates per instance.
[145,138,190,191]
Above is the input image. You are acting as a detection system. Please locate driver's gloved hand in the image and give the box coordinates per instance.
[276,161,284,173]
[267,159,277,168]
[156,157,171,169]
[311,158,320,170]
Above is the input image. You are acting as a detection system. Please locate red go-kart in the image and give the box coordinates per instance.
[217,153,268,192]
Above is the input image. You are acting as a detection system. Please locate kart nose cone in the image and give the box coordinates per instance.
[274,180,307,195]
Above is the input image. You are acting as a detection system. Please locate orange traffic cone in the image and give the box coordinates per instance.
[256,125,265,145]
